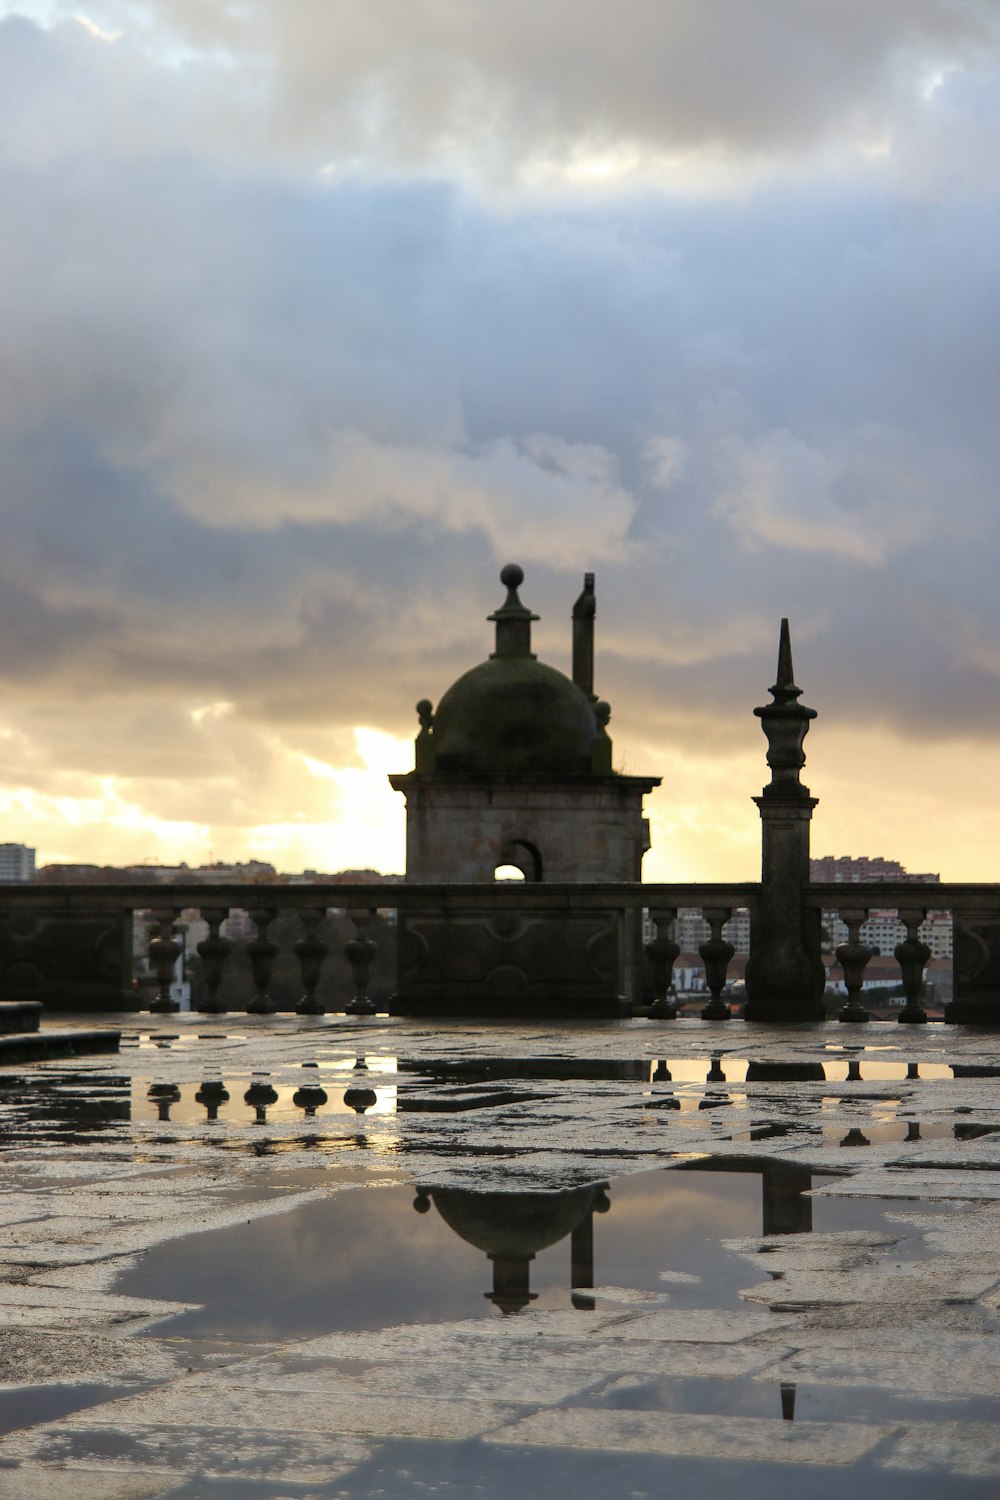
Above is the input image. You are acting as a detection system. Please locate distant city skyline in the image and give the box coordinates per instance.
[1,4,999,880]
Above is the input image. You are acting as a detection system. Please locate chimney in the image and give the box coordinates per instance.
[572,572,596,700]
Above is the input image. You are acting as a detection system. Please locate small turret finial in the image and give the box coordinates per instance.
[489,563,539,659]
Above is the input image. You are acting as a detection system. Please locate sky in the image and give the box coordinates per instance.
[1,1,1000,880]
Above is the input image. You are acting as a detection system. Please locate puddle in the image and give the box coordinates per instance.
[0,1382,132,1437]
[119,1163,958,1341]
[1,1047,995,1152]
[583,1370,1000,1426]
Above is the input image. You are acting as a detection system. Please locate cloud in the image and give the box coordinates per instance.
[713,423,937,564]
[0,13,999,876]
[16,1,998,183]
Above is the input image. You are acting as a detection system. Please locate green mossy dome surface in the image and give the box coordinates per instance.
[432,655,596,774]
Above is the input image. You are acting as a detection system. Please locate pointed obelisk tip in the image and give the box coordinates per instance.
[768,617,802,703]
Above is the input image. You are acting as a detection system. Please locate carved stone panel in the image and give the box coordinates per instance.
[391,909,626,1016]
[948,918,1000,1024]
[0,910,135,1011]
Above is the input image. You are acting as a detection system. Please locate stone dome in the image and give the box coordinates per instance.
[413,564,612,777]
[432,656,597,774]
[422,564,602,774]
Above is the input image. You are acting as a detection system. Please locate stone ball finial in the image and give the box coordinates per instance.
[499,562,524,590]
[595,700,611,728]
[415,699,434,731]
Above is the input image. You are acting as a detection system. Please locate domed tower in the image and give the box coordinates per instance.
[388,565,660,1015]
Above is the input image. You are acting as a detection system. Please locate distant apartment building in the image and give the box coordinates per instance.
[809,855,940,884]
[811,855,950,959]
[0,843,35,881]
[651,856,951,962]
[668,908,753,955]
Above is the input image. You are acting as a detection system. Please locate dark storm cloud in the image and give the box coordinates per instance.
[1,9,1000,820]
[43,1,999,172]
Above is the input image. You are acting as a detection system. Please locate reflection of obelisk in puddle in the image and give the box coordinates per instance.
[678,1155,823,1236]
[414,1182,610,1314]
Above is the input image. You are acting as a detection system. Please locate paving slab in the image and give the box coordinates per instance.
[0,1423,372,1485]
[882,1422,1000,1477]
[0,1473,167,1500]
[50,1382,526,1441]
[484,1407,898,1464]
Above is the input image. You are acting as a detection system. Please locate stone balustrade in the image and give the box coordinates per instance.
[806,882,1000,1025]
[6,876,1000,1023]
[0,880,755,1017]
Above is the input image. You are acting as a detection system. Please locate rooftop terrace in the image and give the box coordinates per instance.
[1,1011,999,1498]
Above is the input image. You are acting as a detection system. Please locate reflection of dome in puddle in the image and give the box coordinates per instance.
[414,1181,609,1314]
[417,1183,608,1257]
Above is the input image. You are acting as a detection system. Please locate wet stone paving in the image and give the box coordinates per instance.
[0,1016,999,1498]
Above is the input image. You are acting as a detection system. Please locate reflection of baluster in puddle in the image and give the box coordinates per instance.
[780,1381,796,1421]
[293,1081,329,1118]
[194,1076,229,1121]
[344,1054,377,1114]
[244,1073,278,1124]
[147,1083,180,1122]
[840,1126,870,1147]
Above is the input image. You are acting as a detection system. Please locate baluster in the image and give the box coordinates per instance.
[645,906,680,1020]
[148,908,183,1013]
[196,908,232,1014]
[246,907,280,1015]
[345,908,378,1015]
[836,908,872,1023]
[896,907,931,1024]
[295,908,329,1015]
[700,907,735,1021]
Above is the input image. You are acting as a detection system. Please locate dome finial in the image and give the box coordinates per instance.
[489,563,539,659]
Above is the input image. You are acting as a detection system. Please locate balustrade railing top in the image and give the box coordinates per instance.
[806,882,1000,912]
[1,881,760,914]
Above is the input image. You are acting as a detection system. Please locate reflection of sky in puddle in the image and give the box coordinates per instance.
[120,1164,961,1343]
